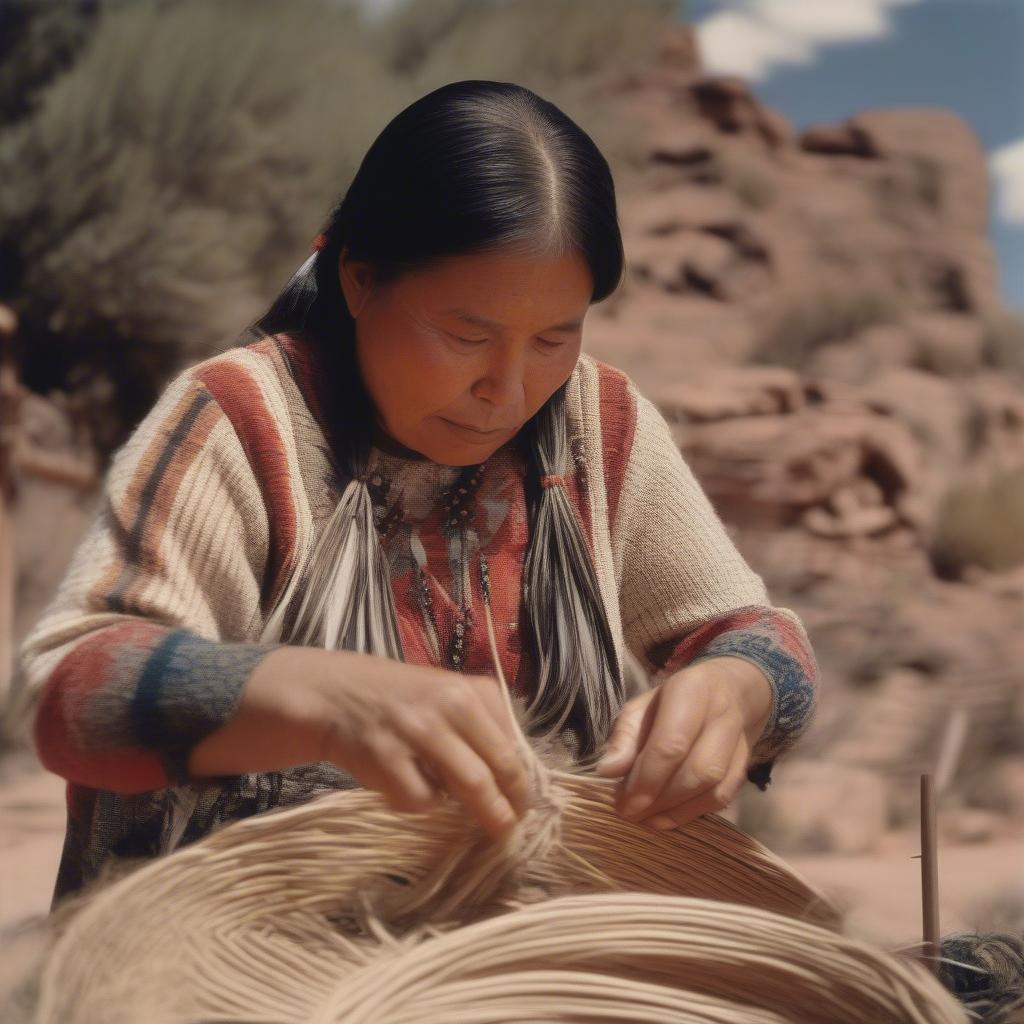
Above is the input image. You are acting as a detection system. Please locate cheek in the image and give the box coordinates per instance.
[525,346,582,415]
[360,330,466,429]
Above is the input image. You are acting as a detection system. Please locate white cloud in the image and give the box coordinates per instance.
[697,10,814,81]
[696,0,922,82]
[991,139,1024,225]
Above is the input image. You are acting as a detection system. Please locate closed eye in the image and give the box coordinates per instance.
[449,333,569,350]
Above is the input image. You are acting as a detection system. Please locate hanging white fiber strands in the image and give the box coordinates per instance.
[260,474,403,660]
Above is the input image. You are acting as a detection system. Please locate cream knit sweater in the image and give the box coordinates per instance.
[19,332,820,902]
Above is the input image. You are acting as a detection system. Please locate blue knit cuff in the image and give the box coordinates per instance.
[130,629,281,786]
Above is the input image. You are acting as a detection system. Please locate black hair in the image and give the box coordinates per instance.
[246,79,626,760]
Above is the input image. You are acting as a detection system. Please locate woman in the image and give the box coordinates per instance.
[19,80,819,907]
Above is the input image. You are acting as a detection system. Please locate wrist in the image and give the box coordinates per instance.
[702,655,774,741]
[186,644,336,777]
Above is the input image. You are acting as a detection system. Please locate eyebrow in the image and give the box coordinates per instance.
[442,307,584,333]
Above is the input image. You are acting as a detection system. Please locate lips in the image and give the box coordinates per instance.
[442,418,507,437]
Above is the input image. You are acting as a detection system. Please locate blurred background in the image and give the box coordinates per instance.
[1,0,1023,991]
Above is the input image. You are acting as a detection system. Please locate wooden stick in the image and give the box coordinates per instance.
[14,445,99,491]
[934,708,969,798]
[920,772,940,975]
[0,496,13,707]
[0,306,18,706]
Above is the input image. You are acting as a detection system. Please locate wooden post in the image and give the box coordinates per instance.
[0,304,18,707]
[920,772,940,975]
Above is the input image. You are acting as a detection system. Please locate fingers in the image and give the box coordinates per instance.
[376,675,530,839]
[317,661,532,840]
[616,679,710,819]
[594,690,658,778]
[623,710,743,822]
[452,676,532,819]
[348,733,445,815]
[472,673,523,747]
[640,733,750,831]
[401,712,523,841]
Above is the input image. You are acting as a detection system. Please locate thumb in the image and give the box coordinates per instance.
[595,693,654,776]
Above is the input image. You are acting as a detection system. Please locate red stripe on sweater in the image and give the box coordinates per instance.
[563,460,595,561]
[198,360,298,609]
[34,620,172,791]
[651,606,767,674]
[594,360,637,534]
[770,611,820,678]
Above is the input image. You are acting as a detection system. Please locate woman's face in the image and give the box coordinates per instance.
[339,244,592,465]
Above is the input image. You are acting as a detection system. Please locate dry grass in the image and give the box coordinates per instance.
[981,308,1024,375]
[929,465,1024,579]
[719,150,779,209]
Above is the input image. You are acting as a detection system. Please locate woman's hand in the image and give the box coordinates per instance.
[594,656,773,830]
[187,646,532,841]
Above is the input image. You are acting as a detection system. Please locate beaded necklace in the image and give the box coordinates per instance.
[409,459,493,673]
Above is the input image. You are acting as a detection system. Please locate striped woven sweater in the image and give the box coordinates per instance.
[18,332,820,903]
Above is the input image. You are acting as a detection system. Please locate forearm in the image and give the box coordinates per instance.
[33,620,279,793]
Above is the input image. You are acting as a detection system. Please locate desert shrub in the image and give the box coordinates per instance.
[1,0,675,456]
[0,0,376,451]
[363,0,677,176]
[373,0,676,82]
[749,288,903,368]
[929,465,1024,579]
[0,0,98,127]
[981,308,1024,375]
[719,151,777,209]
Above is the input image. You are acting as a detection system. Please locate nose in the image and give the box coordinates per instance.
[470,346,526,418]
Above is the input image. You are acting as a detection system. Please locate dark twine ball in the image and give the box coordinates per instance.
[937,932,1024,1023]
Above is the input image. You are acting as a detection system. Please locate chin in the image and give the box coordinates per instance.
[432,442,503,467]
[426,418,518,465]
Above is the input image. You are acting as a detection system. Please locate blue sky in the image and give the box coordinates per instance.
[684,0,1024,313]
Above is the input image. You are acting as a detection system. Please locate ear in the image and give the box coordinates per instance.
[338,245,375,319]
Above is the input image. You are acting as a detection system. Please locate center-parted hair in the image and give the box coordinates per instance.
[244,79,626,761]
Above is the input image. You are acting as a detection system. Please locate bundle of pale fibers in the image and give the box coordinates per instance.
[312,894,970,1024]
[30,759,839,1022]
[27,656,967,1024]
